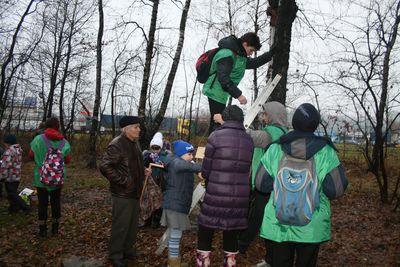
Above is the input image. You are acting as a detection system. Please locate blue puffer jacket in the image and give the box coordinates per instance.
[162,154,202,214]
[198,121,254,230]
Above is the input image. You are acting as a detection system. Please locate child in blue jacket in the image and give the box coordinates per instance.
[161,140,202,267]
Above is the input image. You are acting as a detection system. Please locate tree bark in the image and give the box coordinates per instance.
[372,0,400,203]
[87,0,104,168]
[138,0,159,135]
[268,0,298,104]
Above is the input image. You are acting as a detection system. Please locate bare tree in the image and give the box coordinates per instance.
[42,1,69,120]
[243,0,270,102]
[324,0,400,203]
[87,0,104,168]
[63,52,94,137]
[58,0,96,133]
[107,37,140,137]
[0,0,39,122]
[267,0,298,104]
[141,0,192,147]
[138,0,159,123]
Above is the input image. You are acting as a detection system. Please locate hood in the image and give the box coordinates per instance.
[279,130,336,160]
[218,35,247,57]
[44,128,64,141]
[262,101,287,127]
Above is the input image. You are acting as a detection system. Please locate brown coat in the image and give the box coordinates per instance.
[99,134,144,199]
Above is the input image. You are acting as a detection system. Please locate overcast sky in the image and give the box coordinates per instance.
[4,0,398,126]
[102,0,397,121]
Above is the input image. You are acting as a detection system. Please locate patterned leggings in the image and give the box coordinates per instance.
[168,228,183,257]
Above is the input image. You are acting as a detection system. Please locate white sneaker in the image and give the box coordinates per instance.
[251,259,271,267]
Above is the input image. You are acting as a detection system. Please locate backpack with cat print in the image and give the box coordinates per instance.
[39,134,66,187]
[273,152,320,226]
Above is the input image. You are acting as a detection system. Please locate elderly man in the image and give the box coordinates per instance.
[100,116,150,267]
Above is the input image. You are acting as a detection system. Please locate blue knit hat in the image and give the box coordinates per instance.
[172,140,194,157]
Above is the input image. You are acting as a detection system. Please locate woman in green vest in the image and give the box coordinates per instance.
[29,117,71,237]
[255,103,348,267]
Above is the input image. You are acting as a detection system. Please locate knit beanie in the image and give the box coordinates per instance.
[292,103,320,132]
[150,136,163,148]
[119,116,140,128]
[153,132,163,140]
[3,134,17,145]
[222,105,244,123]
[172,140,194,157]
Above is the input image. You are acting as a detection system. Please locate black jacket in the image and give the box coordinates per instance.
[216,35,274,98]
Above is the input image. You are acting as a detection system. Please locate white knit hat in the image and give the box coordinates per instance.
[150,136,163,148]
[153,132,163,140]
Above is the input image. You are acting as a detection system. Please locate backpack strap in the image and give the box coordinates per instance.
[41,134,65,150]
[57,139,66,150]
[41,134,52,149]
[209,48,238,89]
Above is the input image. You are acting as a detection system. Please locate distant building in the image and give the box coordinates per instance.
[1,96,42,130]
[315,130,339,143]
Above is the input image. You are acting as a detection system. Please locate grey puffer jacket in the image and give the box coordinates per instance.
[198,121,254,230]
[162,154,202,214]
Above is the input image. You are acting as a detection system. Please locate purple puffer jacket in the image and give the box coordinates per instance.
[198,121,254,230]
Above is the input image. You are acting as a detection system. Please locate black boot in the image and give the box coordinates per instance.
[110,258,128,267]
[38,224,47,238]
[51,221,59,236]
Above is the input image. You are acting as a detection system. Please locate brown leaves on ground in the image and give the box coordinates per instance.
[0,161,399,266]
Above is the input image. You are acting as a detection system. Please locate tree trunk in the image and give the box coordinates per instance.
[44,4,68,120]
[141,0,192,148]
[372,0,399,203]
[268,0,298,104]
[137,0,159,146]
[252,0,260,103]
[65,65,82,135]
[59,2,78,134]
[188,81,197,142]
[111,77,117,138]
[87,0,104,169]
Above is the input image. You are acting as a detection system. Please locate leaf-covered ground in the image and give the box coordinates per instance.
[0,161,399,267]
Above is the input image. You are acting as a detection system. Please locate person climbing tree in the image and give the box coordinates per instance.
[201,32,276,134]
